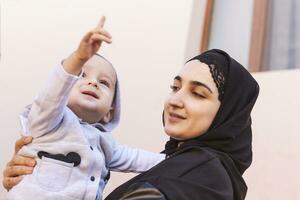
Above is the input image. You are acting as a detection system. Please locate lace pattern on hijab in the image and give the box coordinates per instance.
[207,64,226,101]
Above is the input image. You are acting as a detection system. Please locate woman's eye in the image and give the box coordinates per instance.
[192,92,205,98]
[170,85,180,92]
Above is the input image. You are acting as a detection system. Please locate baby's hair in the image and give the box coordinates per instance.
[95,53,113,67]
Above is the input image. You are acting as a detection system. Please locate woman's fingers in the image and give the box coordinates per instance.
[3,137,34,190]
[3,165,34,178]
[14,136,32,154]
[7,155,36,167]
[3,164,33,190]
[2,176,23,191]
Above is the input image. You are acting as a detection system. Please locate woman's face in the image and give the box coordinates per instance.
[163,60,221,140]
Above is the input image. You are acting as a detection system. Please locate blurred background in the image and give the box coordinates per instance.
[0,0,299,199]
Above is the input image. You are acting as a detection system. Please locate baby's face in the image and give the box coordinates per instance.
[68,55,116,124]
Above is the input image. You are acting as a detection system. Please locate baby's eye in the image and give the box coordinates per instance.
[82,72,87,78]
[99,80,110,88]
[170,85,180,92]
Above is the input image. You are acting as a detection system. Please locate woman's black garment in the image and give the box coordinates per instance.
[118,182,167,200]
[106,147,234,200]
[106,49,259,200]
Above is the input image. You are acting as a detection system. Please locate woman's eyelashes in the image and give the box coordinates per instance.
[170,85,180,92]
[192,91,205,98]
[170,84,205,99]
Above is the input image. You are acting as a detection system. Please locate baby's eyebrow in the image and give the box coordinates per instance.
[99,75,113,81]
[98,75,116,86]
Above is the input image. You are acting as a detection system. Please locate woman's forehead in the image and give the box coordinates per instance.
[178,61,211,82]
[176,60,218,93]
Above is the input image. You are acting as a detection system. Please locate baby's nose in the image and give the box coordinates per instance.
[88,81,98,89]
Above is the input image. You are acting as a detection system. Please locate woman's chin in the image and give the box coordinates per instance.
[164,127,183,140]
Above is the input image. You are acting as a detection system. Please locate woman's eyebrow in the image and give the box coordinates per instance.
[174,75,213,93]
[190,81,213,94]
[174,76,182,82]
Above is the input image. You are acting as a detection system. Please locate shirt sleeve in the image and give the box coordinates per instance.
[108,143,165,173]
[21,64,82,138]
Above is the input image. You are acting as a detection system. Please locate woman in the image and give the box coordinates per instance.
[3,49,259,200]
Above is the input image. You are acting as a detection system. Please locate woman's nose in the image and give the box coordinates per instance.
[168,92,184,108]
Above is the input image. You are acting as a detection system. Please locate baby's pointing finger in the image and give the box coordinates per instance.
[96,16,106,29]
[91,28,112,39]
[91,34,112,44]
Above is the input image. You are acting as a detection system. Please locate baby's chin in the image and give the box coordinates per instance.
[74,97,100,110]
[69,103,103,124]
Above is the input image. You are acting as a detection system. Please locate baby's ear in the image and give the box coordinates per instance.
[102,107,114,123]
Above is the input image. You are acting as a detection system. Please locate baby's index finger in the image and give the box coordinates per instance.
[97,16,106,29]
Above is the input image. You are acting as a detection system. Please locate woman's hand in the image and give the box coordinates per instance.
[2,136,36,191]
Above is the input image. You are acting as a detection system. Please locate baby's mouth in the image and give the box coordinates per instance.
[82,91,99,99]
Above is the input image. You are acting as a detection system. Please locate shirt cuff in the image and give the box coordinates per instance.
[58,60,83,79]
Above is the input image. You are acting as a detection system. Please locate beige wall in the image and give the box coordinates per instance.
[1,0,299,199]
[245,69,300,199]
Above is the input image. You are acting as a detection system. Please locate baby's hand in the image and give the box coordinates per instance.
[75,16,112,61]
[63,16,112,75]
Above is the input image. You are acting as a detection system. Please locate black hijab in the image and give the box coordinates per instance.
[164,49,259,199]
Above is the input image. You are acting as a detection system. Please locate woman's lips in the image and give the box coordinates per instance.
[168,112,186,123]
[81,91,99,99]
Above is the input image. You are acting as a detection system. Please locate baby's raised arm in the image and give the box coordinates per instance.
[25,16,112,138]
[63,16,112,75]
